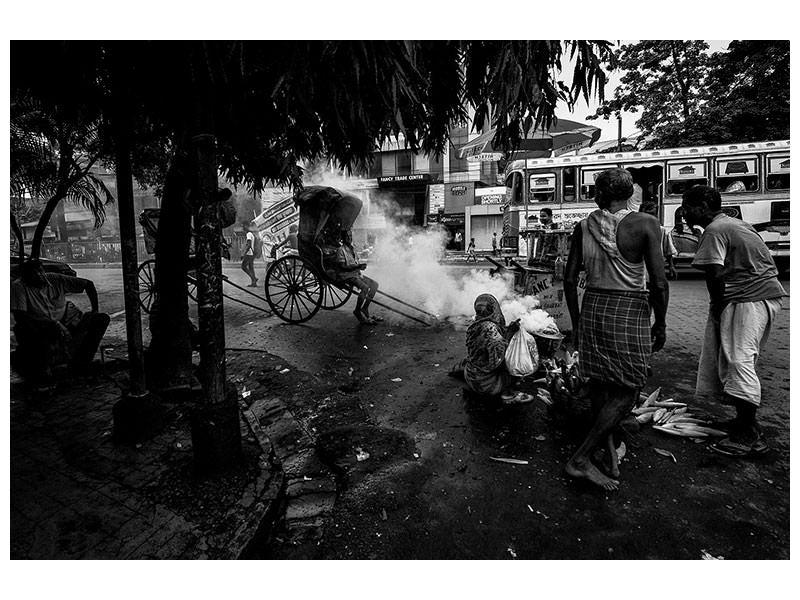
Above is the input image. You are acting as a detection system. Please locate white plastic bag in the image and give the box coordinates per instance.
[505,328,537,377]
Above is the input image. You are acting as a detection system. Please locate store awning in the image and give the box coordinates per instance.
[457,119,601,162]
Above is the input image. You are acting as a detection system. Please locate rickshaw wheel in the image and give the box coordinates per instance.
[137,259,157,314]
[265,256,323,324]
[321,282,353,310]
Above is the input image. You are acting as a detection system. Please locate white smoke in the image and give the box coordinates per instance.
[369,223,558,334]
[297,170,559,333]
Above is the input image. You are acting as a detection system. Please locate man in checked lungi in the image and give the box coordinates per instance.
[564,168,668,491]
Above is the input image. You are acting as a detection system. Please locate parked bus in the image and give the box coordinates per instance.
[502,139,790,273]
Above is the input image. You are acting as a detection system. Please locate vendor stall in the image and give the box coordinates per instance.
[488,227,586,334]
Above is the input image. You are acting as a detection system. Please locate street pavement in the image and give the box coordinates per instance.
[10,261,790,559]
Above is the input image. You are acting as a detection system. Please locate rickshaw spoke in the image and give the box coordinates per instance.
[276,262,290,284]
[279,292,293,315]
[269,280,290,292]
[290,263,303,286]
[298,270,315,288]
[295,290,313,315]
[271,289,290,303]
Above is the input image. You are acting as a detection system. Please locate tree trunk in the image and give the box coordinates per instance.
[114,108,147,397]
[11,212,25,261]
[54,201,72,260]
[147,147,195,394]
[192,133,227,402]
[31,139,74,260]
[187,55,241,471]
[30,189,67,260]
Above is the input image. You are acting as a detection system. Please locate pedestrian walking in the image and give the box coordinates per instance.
[241,224,259,287]
[467,238,477,262]
[681,185,787,457]
[564,168,668,491]
[492,232,498,256]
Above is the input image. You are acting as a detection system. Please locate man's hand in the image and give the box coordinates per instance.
[651,323,666,352]
[56,321,73,343]
[667,266,678,280]
[507,319,521,334]
[710,300,728,323]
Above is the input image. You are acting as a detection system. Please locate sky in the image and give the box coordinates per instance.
[568,40,734,143]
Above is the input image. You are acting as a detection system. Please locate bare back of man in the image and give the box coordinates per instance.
[564,169,667,491]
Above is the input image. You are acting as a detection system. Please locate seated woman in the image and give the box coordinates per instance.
[451,293,533,405]
[326,230,381,324]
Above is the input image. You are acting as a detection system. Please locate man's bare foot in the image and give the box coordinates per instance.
[591,448,620,479]
[565,458,619,491]
[606,434,620,478]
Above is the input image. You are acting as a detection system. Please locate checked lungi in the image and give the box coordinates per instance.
[578,288,651,389]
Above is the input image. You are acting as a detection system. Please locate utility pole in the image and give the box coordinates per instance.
[617,115,623,152]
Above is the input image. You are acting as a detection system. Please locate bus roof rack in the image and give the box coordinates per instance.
[507,140,790,172]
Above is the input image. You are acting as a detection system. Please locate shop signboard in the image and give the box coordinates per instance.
[523,271,587,332]
[475,186,507,205]
[428,183,445,213]
[252,195,299,249]
[377,174,431,187]
[444,181,475,213]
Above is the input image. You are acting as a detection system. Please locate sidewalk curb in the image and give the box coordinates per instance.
[241,392,339,553]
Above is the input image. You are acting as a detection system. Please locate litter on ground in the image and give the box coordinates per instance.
[489,457,529,465]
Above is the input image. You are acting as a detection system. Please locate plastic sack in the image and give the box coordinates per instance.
[505,328,538,377]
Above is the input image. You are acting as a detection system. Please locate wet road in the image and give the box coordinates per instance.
[77,262,790,559]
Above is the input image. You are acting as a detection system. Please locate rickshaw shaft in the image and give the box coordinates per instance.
[369,298,430,326]
[375,290,438,319]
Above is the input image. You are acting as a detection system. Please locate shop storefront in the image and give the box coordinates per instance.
[464,202,506,251]
[376,173,433,227]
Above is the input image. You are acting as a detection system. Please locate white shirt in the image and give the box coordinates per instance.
[245,232,255,256]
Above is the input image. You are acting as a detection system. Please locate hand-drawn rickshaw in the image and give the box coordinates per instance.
[264,186,434,325]
[136,208,271,316]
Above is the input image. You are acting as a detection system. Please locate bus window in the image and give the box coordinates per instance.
[562,167,577,202]
[580,168,605,200]
[506,172,523,205]
[666,161,707,196]
[528,173,556,203]
[716,157,759,193]
[767,155,790,191]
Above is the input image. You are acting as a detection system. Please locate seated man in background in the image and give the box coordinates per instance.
[11,259,110,387]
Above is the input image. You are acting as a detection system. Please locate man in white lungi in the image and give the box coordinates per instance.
[682,185,787,457]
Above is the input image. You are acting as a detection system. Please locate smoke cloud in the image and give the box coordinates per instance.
[299,171,559,333]
[369,225,557,334]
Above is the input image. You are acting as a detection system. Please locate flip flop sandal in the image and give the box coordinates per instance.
[709,437,770,457]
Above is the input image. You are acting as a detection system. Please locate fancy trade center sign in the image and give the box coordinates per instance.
[377,174,431,187]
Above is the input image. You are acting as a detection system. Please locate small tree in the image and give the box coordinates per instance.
[10,96,114,259]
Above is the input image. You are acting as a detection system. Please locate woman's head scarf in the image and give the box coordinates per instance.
[465,294,509,380]
[472,294,506,330]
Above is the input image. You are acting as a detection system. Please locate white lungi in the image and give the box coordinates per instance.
[696,298,782,406]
